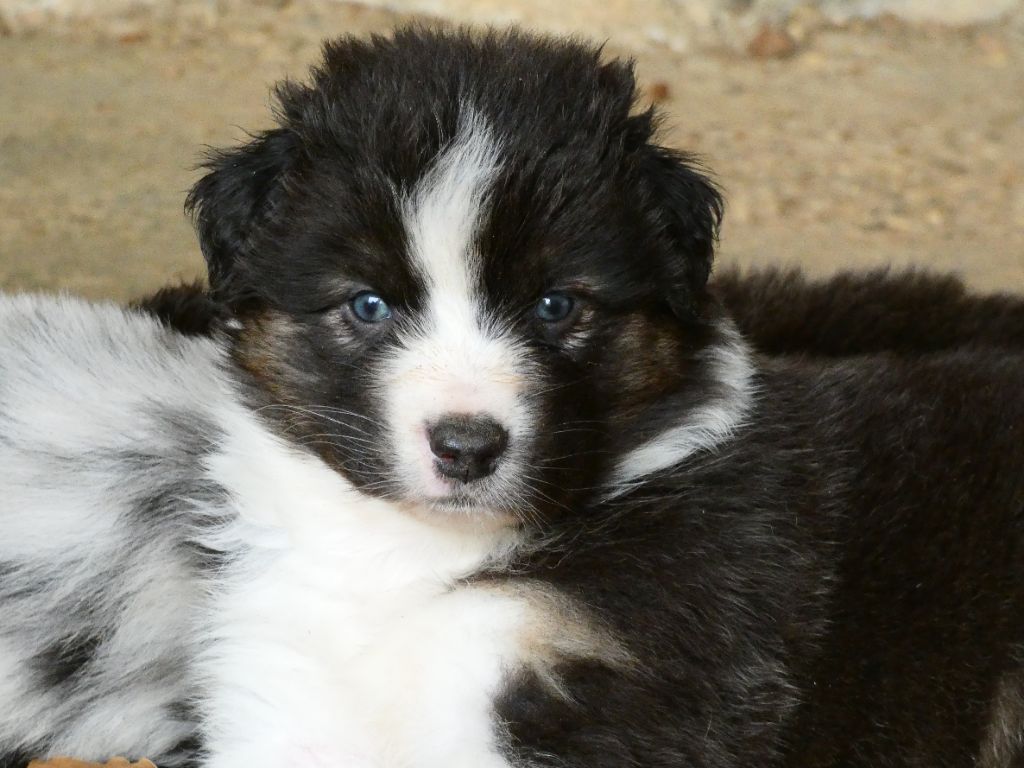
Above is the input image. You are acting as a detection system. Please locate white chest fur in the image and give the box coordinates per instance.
[198,415,535,768]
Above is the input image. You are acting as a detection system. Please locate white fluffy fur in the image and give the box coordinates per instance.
[198,443,526,768]
[0,294,561,768]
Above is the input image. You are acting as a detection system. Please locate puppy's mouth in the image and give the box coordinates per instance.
[423,492,495,514]
[418,474,521,516]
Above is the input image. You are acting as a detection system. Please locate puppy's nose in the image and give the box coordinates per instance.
[428,414,509,483]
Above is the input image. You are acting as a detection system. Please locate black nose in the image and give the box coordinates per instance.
[428,414,509,483]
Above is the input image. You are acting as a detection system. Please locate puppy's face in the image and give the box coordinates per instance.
[188,30,724,522]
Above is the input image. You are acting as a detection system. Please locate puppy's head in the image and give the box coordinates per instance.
[187,28,728,522]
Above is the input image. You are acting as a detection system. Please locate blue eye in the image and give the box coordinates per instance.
[350,292,392,323]
[535,293,575,323]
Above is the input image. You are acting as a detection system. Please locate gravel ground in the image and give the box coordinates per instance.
[0,1,1021,301]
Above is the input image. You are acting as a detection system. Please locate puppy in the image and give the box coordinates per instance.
[1,27,1022,768]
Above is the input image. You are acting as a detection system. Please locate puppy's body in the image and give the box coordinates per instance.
[501,351,1024,767]
[2,27,1023,768]
[716,267,1024,358]
[0,296,556,768]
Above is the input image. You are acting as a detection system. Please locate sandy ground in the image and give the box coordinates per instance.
[0,1,1022,302]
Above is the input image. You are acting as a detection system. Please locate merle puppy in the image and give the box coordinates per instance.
[1,27,1022,768]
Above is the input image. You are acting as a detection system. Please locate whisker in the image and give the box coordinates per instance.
[257,403,385,430]
[295,432,378,446]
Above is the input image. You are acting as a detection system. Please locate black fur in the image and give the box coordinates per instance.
[0,751,38,768]
[163,738,204,768]
[33,634,103,688]
[496,349,1024,766]
[716,266,1024,357]
[116,409,232,570]
[132,282,224,337]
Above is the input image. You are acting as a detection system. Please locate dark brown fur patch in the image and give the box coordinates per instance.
[605,312,691,415]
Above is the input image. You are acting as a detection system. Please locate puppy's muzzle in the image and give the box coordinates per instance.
[428,414,509,483]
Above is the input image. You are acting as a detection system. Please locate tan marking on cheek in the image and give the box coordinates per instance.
[235,310,311,402]
[608,312,691,407]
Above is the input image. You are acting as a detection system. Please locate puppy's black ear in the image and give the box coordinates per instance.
[185,128,297,304]
[636,136,724,321]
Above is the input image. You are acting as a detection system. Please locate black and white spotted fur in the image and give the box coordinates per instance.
[2,27,1023,768]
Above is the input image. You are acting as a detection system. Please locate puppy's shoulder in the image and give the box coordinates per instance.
[0,291,227,378]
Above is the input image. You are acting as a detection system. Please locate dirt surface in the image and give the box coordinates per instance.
[1,1,1022,301]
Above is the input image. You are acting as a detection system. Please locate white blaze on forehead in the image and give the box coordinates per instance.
[388,110,532,502]
[403,109,502,328]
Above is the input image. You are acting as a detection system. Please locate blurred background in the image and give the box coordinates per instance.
[0,0,1022,301]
